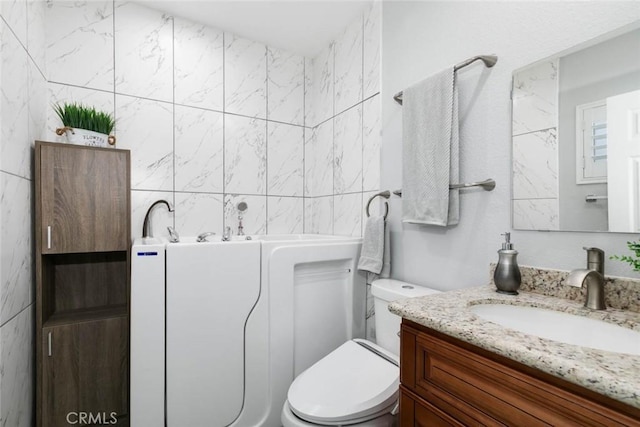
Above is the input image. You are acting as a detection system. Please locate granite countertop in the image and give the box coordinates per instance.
[389,284,640,409]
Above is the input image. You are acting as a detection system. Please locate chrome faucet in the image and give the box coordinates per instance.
[196,231,216,242]
[565,247,606,310]
[167,226,180,243]
[222,226,232,241]
[142,200,173,238]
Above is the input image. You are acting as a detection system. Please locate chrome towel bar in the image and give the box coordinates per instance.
[393,178,496,197]
[393,54,498,105]
[366,191,390,220]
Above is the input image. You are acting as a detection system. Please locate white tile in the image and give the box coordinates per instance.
[304,57,313,127]
[513,129,558,199]
[28,59,47,143]
[304,196,333,235]
[334,16,363,114]
[115,1,173,102]
[267,47,304,125]
[0,172,32,324]
[308,44,334,127]
[304,120,333,197]
[334,193,362,237]
[175,105,223,193]
[362,95,381,192]
[174,192,224,238]
[26,0,46,75]
[224,194,267,235]
[1,21,30,179]
[334,105,362,195]
[225,115,267,195]
[224,33,267,118]
[47,82,115,142]
[267,197,303,234]
[512,59,558,135]
[174,18,224,111]
[131,190,174,240]
[512,199,559,231]
[0,305,34,427]
[45,0,114,91]
[267,122,303,197]
[116,95,173,191]
[1,0,27,47]
[363,2,381,99]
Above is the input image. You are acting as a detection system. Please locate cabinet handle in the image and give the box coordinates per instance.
[48,332,52,357]
[47,226,51,249]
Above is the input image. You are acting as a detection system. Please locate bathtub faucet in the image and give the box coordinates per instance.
[142,199,173,238]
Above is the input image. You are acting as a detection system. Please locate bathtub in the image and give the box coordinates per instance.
[131,234,364,427]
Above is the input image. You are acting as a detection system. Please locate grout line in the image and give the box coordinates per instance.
[265,45,269,234]
[0,302,32,330]
[222,31,227,232]
[0,169,32,182]
[171,15,176,229]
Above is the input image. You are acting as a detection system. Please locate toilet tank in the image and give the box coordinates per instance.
[371,279,441,355]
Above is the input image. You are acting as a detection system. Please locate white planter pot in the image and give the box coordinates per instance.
[56,127,116,148]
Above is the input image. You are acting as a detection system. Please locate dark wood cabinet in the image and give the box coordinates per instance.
[400,320,640,427]
[36,141,131,427]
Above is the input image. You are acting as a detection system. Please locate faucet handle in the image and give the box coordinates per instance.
[583,247,605,275]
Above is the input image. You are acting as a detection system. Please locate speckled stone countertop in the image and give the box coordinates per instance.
[389,270,640,409]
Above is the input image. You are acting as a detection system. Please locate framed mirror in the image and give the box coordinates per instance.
[511,22,640,232]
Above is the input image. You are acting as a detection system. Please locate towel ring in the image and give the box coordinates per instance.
[366,191,391,220]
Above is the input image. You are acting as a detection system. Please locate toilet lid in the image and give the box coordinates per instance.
[288,340,399,424]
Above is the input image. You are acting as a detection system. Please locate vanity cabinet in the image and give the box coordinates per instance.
[400,320,640,426]
[35,141,131,427]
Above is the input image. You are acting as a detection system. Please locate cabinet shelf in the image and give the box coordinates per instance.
[44,304,127,328]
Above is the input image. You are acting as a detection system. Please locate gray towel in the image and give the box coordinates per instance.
[357,215,390,283]
[402,67,459,226]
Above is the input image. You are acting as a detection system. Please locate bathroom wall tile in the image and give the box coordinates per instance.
[363,2,381,99]
[47,82,115,142]
[267,197,303,234]
[115,1,173,102]
[0,305,34,427]
[267,122,303,197]
[0,172,32,324]
[1,0,27,47]
[28,59,47,143]
[174,192,224,237]
[267,47,304,125]
[115,94,173,191]
[224,33,267,118]
[513,198,559,231]
[224,194,267,235]
[174,18,224,111]
[308,43,334,127]
[1,22,30,179]
[362,95,381,192]
[174,105,223,193]
[334,193,362,237]
[512,59,558,136]
[304,119,333,197]
[334,16,363,114]
[45,0,114,91]
[334,105,363,195]
[225,114,267,195]
[26,0,46,75]
[131,190,174,240]
[513,129,558,199]
[304,196,333,235]
[304,56,314,127]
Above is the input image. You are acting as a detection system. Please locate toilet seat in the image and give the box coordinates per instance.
[287,339,399,425]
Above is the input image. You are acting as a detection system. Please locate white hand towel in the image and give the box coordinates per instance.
[402,67,459,226]
[357,215,391,283]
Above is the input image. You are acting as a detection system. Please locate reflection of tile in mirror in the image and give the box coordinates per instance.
[513,199,559,230]
[513,129,558,199]
[512,59,558,136]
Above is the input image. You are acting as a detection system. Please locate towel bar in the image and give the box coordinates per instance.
[393,178,496,197]
[585,194,608,202]
[366,191,390,220]
[393,54,498,105]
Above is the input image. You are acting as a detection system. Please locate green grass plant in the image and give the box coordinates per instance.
[610,240,640,272]
[53,102,115,135]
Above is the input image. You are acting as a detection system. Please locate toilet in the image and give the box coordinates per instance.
[281,279,441,426]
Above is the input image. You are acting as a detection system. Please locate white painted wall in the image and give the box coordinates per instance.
[382,1,640,290]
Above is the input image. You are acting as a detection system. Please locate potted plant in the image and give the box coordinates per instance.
[54,102,116,147]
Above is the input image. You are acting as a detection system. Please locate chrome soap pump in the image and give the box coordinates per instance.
[494,232,521,295]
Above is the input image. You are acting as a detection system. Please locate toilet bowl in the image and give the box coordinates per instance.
[282,279,441,426]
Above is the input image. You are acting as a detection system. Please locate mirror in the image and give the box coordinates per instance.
[511,23,640,232]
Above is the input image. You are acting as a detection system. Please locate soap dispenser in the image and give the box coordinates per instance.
[494,232,521,295]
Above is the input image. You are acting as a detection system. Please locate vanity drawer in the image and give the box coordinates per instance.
[401,321,640,427]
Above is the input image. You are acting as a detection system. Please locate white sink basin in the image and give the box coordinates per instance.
[469,304,640,355]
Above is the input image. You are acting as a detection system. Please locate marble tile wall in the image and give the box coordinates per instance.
[512,59,560,230]
[0,0,47,425]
